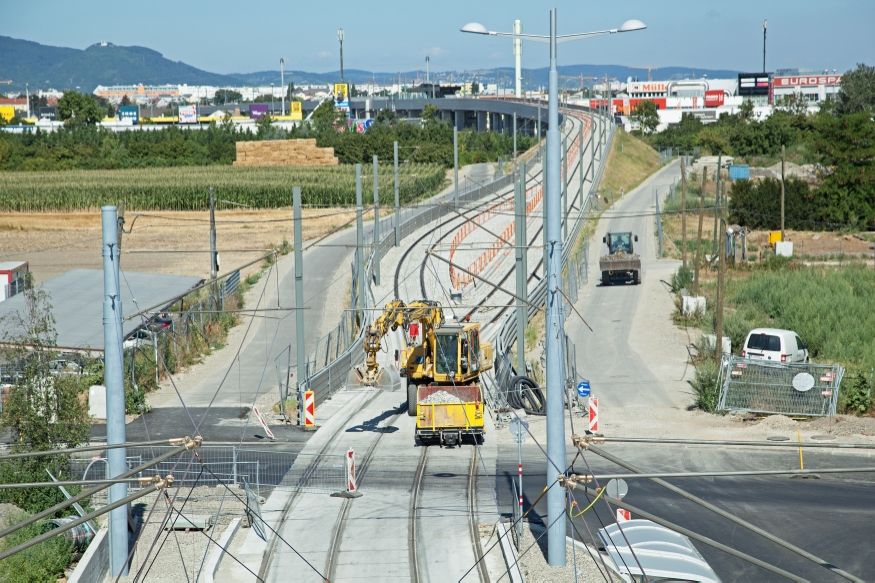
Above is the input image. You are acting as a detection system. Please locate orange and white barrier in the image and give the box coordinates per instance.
[588,397,598,432]
[346,448,357,492]
[304,390,315,427]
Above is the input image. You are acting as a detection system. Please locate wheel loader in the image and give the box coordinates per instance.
[351,299,493,445]
[600,231,641,285]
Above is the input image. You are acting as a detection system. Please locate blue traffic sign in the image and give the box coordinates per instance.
[576,381,591,397]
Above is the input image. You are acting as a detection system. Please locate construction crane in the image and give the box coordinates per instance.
[629,65,660,81]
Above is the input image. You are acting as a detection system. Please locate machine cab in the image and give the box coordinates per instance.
[603,232,638,254]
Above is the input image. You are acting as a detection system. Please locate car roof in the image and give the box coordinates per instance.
[747,328,795,336]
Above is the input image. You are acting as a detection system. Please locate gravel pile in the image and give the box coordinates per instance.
[419,390,465,405]
[517,523,620,582]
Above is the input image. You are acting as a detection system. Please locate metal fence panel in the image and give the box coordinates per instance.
[717,355,843,417]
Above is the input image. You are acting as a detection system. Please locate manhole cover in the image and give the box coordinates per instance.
[767,436,790,441]
[811,435,836,440]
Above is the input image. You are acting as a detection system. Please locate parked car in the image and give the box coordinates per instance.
[123,328,154,350]
[742,328,809,363]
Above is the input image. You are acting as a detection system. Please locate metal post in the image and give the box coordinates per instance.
[578,123,584,210]
[102,206,128,577]
[356,165,365,313]
[590,110,595,195]
[454,126,459,209]
[537,105,542,162]
[656,190,663,258]
[781,144,786,240]
[209,187,218,308]
[338,29,344,83]
[394,141,400,247]
[293,187,305,425]
[681,157,688,269]
[545,9,566,566]
[515,162,528,373]
[373,155,380,286]
[280,58,285,117]
[562,134,568,241]
[513,113,518,170]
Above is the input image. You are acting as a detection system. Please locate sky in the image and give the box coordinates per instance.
[3,0,873,76]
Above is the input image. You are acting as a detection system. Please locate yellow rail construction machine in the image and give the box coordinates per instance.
[352,299,493,445]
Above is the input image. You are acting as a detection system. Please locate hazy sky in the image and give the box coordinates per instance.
[3,0,873,75]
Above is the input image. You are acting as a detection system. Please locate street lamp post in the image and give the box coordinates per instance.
[280,57,285,116]
[338,29,345,83]
[462,11,645,567]
[271,83,274,116]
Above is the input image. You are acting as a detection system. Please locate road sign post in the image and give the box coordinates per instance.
[589,396,598,432]
[509,417,529,524]
[347,449,357,492]
[304,390,315,428]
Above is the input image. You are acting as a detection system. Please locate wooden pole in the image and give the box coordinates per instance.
[681,157,687,270]
[781,144,786,240]
[715,180,725,366]
[693,167,707,295]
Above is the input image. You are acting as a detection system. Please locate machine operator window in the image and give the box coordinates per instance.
[435,333,459,376]
[610,233,632,253]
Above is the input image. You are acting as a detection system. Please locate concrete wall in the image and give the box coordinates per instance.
[68,526,108,583]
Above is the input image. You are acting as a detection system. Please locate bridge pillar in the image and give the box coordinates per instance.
[477,111,487,132]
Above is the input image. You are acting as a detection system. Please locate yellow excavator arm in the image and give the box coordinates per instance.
[357,299,443,386]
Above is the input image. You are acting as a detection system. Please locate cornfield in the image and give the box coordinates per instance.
[0,164,447,211]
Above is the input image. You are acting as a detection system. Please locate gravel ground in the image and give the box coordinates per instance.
[516,523,620,583]
[111,485,249,583]
[419,390,464,404]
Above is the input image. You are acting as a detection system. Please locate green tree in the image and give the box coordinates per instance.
[630,99,660,134]
[57,91,105,127]
[737,99,755,122]
[285,82,295,103]
[311,99,344,132]
[375,107,398,126]
[836,63,875,116]
[28,94,48,114]
[213,89,243,105]
[471,82,480,95]
[775,93,810,116]
[120,95,132,106]
[421,103,440,127]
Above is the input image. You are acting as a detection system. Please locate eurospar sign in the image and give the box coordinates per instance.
[776,75,842,87]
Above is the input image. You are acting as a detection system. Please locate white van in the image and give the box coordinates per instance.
[742,328,809,363]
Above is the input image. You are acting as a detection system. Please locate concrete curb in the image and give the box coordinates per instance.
[497,522,524,583]
[204,517,242,583]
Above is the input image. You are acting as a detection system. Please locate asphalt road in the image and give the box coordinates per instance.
[496,442,875,581]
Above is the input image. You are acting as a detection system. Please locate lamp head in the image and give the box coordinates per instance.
[618,19,646,32]
[461,22,489,35]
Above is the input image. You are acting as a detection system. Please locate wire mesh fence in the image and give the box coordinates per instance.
[70,446,348,507]
[717,355,844,417]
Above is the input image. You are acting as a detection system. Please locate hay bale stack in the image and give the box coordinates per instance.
[233,139,339,167]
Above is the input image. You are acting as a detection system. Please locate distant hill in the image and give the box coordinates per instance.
[0,36,241,92]
[0,35,741,94]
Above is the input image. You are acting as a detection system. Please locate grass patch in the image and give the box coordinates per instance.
[596,130,660,204]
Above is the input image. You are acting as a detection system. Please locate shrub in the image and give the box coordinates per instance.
[690,360,720,412]
[0,516,75,582]
[839,372,873,415]
[670,265,694,293]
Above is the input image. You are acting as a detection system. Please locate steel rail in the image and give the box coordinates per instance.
[468,447,490,583]
[408,447,428,583]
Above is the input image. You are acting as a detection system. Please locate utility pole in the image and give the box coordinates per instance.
[681,157,688,270]
[338,30,345,83]
[715,180,726,366]
[280,57,285,116]
[394,141,400,247]
[373,155,380,286]
[209,188,218,308]
[578,123,584,210]
[513,113,518,170]
[356,165,364,315]
[454,126,459,209]
[515,161,528,373]
[693,167,707,295]
[781,144,785,240]
[293,187,306,424]
[763,20,768,73]
[514,19,523,98]
[102,206,128,577]
[713,154,722,256]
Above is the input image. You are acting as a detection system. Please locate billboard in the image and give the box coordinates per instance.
[250,104,269,119]
[290,101,302,120]
[355,119,374,133]
[776,75,842,87]
[38,106,57,120]
[0,105,14,122]
[333,83,350,114]
[118,105,139,124]
[738,73,773,96]
[178,104,198,124]
[704,90,725,107]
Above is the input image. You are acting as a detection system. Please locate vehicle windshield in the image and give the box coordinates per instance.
[435,333,458,376]
[609,233,632,254]
[747,333,781,352]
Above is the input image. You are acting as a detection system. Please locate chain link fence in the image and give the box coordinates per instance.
[717,355,844,417]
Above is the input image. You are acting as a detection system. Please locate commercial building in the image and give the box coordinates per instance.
[93,84,181,104]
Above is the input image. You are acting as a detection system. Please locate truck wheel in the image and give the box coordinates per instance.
[633,271,641,285]
[407,383,418,416]
[601,271,610,286]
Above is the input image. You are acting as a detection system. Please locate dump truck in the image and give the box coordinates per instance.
[351,299,493,445]
[600,231,641,285]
